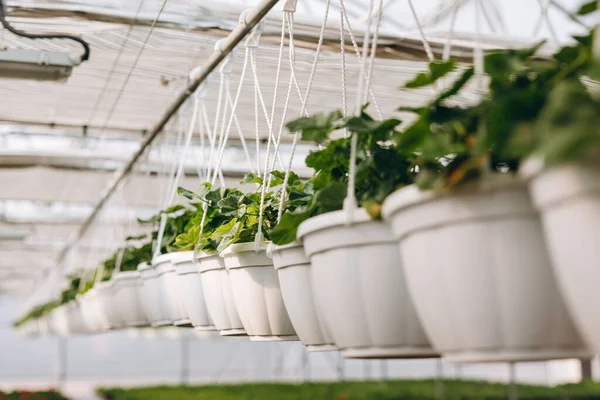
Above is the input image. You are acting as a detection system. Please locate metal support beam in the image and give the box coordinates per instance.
[55,0,282,265]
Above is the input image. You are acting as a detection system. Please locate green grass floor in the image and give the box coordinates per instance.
[97,379,600,400]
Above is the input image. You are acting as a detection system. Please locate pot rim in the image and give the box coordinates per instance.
[266,240,302,258]
[114,270,141,280]
[382,176,523,220]
[197,252,226,273]
[219,241,270,258]
[297,208,372,240]
[170,250,194,265]
[152,253,174,267]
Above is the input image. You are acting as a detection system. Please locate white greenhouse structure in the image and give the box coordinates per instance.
[0,1,599,399]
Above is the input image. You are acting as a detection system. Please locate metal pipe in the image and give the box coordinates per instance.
[56,0,282,264]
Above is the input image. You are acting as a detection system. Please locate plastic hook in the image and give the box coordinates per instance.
[215,38,237,74]
[240,9,265,48]
[282,0,298,13]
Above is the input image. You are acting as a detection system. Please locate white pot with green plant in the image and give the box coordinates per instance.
[269,241,336,352]
[96,280,120,329]
[520,25,600,354]
[197,251,246,336]
[50,305,71,337]
[276,109,437,359]
[188,176,297,341]
[79,287,110,332]
[221,242,297,341]
[139,262,171,327]
[171,251,215,331]
[268,172,336,351]
[382,49,591,362]
[112,271,148,328]
[143,204,202,327]
[175,184,253,337]
[152,253,190,326]
[105,243,153,328]
[66,301,88,335]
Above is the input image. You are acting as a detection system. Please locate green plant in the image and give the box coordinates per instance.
[139,204,197,254]
[271,107,415,245]
[175,183,243,253]
[96,380,600,400]
[98,241,153,281]
[396,30,594,191]
[13,272,83,327]
[176,172,313,252]
[0,389,70,400]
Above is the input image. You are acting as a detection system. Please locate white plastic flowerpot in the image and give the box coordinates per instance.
[112,271,149,328]
[139,262,172,326]
[79,288,110,332]
[172,251,215,331]
[220,243,297,341]
[197,252,246,336]
[65,302,88,335]
[382,179,591,363]
[270,242,336,352]
[526,161,600,354]
[298,209,437,359]
[96,281,121,330]
[50,306,71,337]
[153,254,190,326]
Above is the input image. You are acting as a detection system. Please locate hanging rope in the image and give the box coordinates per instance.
[344,0,378,220]
[277,0,332,223]
[193,13,257,259]
[407,0,435,62]
[256,3,298,245]
[442,0,460,61]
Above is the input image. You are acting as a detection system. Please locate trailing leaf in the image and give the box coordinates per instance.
[403,60,457,88]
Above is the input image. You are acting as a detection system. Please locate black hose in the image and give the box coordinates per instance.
[0,0,90,62]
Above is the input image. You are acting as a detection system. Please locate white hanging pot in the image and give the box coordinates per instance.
[153,254,191,326]
[220,242,297,342]
[79,288,110,332]
[525,160,600,354]
[298,208,437,359]
[139,262,172,327]
[15,321,36,337]
[66,301,88,335]
[382,178,591,363]
[269,242,336,352]
[38,315,51,336]
[112,271,149,328]
[197,252,246,336]
[50,305,71,337]
[172,251,215,331]
[96,280,121,330]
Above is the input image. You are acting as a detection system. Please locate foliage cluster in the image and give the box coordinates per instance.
[97,380,600,400]
[0,390,69,400]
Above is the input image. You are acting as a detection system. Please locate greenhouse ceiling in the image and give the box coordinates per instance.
[0,0,592,298]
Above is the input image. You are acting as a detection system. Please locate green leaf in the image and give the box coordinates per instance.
[125,234,147,241]
[404,60,456,88]
[346,116,402,142]
[270,210,313,245]
[578,0,596,15]
[218,195,244,217]
[211,218,238,241]
[435,67,475,103]
[241,173,263,185]
[286,110,344,144]
[315,181,346,213]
